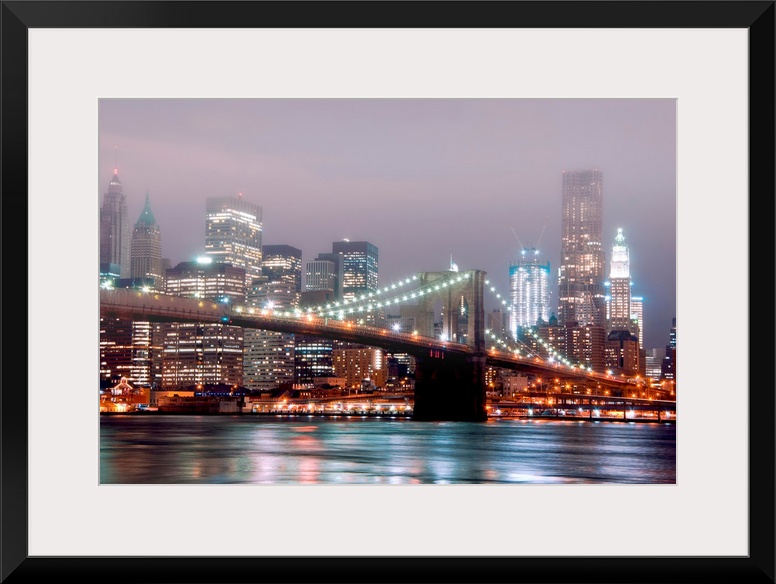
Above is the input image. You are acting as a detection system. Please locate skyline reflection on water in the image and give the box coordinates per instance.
[100,415,676,485]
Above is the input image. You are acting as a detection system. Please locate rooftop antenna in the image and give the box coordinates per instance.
[113,146,118,174]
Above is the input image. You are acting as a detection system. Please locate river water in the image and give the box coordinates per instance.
[100,415,675,484]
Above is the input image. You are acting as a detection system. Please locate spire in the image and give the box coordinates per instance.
[449,254,459,272]
[135,189,157,226]
[615,227,625,245]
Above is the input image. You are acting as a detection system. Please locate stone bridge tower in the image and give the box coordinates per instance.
[413,269,487,421]
[414,269,486,351]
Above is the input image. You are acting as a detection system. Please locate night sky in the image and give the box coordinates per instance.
[99,98,676,350]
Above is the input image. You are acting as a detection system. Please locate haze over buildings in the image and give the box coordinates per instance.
[99,98,675,350]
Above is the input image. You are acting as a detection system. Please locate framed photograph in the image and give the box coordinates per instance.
[3,1,773,583]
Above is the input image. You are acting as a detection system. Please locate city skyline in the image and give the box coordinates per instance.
[99,98,676,349]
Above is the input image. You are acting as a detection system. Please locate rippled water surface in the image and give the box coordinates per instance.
[100,415,676,484]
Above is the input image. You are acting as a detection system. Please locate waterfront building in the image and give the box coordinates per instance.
[294,337,334,388]
[99,278,163,389]
[509,247,551,339]
[295,268,337,388]
[161,259,246,389]
[243,276,299,392]
[130,190,164,289]
[333,347,387,391]
[99,167,130,278]
[204,194,263,288]
[558,170,605,327]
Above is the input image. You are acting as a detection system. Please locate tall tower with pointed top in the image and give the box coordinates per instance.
[99,168,130,278]
[131,190,164,288]
[608,227,632,331]
[100,168,130,278]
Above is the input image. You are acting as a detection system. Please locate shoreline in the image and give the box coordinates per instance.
[100,411,675,424]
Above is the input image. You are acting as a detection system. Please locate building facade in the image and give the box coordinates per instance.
[99,168,131,278]
[630,296,644,349]
[161,260,246,389]
[204,195,263,287]
[243,276,300,392]
[332,348,387,390]
[305,259,341,297]
[331,240,379,302]
[261,245,303,292]
[661,317,676,380]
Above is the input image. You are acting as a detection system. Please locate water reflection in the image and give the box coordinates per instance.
[101,416,675,485]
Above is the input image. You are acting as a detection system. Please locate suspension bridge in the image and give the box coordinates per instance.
[100,268,657,422]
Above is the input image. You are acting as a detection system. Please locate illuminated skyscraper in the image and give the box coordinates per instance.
[99,167,130,278]
[262,245,302,292]
[608,228,632,331]
[205,195,262,288]
[509,247,551,339]
[244,248,302,392]
[630,296,644,349]
[558,170,605,326]
[331,240,378,302]
[161,259,246,389]
[130,190,163,289]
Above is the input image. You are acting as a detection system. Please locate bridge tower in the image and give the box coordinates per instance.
[412,269,487,421]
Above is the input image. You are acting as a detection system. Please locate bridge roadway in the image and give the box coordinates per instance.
[100,288,643,393]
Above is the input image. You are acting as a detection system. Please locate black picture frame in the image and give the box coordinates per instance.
[2,2,773,583]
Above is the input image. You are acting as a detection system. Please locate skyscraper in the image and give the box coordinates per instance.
[99,167,130,278]
[262,245,302,292]
[509,247,551,339]
[630,296,644,349]
[205,195,263,288]
[243,277,298,392]
[558,170,605,327]
[608,228,632,331]
[161,259,246,389]
[305,259,342,297]
[331,240,378,302]
[130,190,163,289]
[243,247,302,392]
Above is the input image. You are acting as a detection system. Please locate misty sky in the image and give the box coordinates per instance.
[99,98,676,350]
